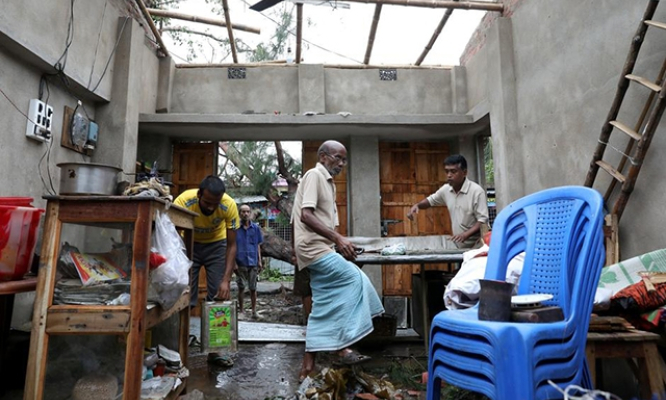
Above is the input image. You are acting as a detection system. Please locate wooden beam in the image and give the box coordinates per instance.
[135,0,168,57]
[416,7,454,65]
[147,8,261,35]
[221,0,238,63]
[364,4,383,64]
[296,3,303,63]
[342,0,502,11]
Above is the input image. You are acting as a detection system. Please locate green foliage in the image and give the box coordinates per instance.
[483,137,494,187]
[259,266,293,282]
[220,141,301,198]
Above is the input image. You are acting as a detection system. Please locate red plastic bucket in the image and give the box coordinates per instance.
[0,205,44,281]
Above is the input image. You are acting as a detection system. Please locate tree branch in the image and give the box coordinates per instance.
[162,26,229,44]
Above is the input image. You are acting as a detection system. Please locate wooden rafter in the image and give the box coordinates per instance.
[135,0,168,56]
[416,6,455,65]
[341,0,502,11]
[221,0,238,63]
[147,8,261,34]
[364,4,383,65]
[296,3,303,63]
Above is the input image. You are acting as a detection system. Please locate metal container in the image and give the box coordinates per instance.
[57,162,122,195]
[201,300,238,353]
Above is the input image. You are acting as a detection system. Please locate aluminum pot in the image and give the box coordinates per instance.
[57,162,122,195]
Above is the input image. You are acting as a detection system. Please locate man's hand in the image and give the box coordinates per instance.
[407,204,420,221]
[216,280,231,300]
[451,233,468,243]
[335,236,357,261]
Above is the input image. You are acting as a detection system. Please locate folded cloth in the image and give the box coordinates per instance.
[305,252,384,352]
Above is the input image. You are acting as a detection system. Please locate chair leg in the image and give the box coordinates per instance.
[426,371,442,400]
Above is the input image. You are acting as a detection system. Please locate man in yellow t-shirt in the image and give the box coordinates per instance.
[174,175,238,366]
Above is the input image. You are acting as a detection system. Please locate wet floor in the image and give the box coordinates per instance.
[186,342,305,399]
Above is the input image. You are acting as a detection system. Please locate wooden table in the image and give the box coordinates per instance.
[24,196,196,400]
[587,330,665,399]
[354,251,465,349]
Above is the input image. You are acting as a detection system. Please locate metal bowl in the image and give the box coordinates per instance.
[57,162,122,196]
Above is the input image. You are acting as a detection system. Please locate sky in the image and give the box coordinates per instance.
[160,0,487,66]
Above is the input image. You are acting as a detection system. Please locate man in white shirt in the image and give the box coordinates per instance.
[407,154,489,249]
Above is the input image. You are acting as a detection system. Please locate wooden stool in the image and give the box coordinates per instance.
[587,330,665,399]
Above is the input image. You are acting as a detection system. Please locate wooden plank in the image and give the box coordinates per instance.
[25,201,61,400]
[146,8,261,34]
[596,160,626,183]
[364,4,383,64]
[145,292,190,329]
[342,0,504,11]
[610,120,642,141]
[645,20,666,30]
[124,202,153,400]
[639,343,665,400]
[58,201,139,223]
[221,0,238,63]
[46,306,131,334]
[296,3,303,64]
[626,73,662,92]
[416,7,455,66]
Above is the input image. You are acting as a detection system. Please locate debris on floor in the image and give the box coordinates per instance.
[295,367,422,400]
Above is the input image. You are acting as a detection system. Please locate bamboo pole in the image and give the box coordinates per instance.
[296,3,303,64]
[415,6,455,65]
[364,4,383,65]
[176,63,453,69]
[147,8,261,34]
[341,0,502,11]
[221,0,238,63]
[135,0,168,56]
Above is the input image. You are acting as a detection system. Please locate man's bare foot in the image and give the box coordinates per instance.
[299,352,316,382]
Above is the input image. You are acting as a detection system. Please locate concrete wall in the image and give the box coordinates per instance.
[324,68,453,115]
[1,0,163,329]
[169,65,458,116]
[463,0,666,258]
[171,66,300,114]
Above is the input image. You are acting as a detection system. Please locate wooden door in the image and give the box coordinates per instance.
[380,142,452,296]
[172,142,218,197]
[302,141,348,235]
[172,142,217,316]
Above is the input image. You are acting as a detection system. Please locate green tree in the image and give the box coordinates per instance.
[150,0,295,63]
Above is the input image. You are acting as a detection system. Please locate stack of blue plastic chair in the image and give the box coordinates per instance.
[427,186,605,400]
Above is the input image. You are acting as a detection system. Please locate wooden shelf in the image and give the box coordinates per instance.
[45,292,189,334]
[25,197,195,400]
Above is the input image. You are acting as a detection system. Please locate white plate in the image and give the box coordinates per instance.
[511,293,553,305]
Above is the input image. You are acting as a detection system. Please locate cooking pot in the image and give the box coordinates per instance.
[57,162,122,195]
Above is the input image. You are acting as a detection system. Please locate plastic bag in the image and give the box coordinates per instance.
[150,211,192,309]
[381,243,406,256]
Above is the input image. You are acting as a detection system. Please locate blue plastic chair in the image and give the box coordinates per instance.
[426,186,605,400]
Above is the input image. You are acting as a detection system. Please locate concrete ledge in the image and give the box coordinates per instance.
[139,112,485,141]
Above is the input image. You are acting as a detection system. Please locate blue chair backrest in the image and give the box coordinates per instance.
[483,186,605,321]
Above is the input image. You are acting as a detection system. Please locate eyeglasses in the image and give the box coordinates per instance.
[324,152,348,165]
